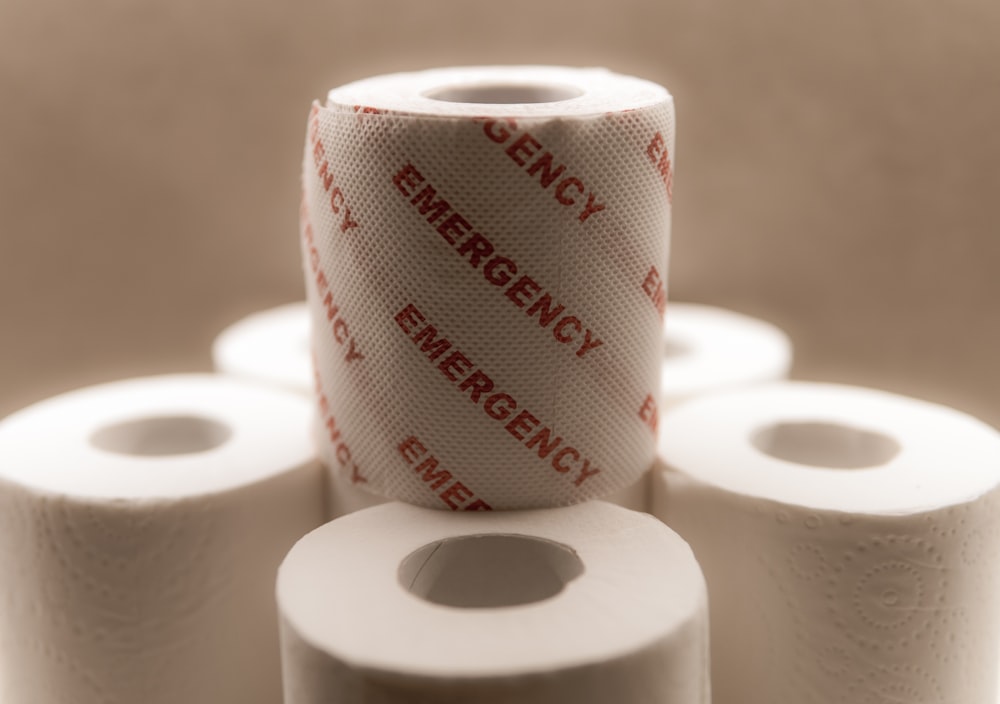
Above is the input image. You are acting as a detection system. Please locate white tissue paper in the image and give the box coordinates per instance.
[302,66,674,509]
[212,302,313,394]
[0,374,325,704]
[660,303,791,408]
[652,381,1000,704]
[278,500,710,703]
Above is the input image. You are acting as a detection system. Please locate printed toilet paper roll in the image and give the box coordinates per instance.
[0,374,325,704]
[302,66,674,509]
[212,302,313,394]
[278,500,709,703]
[658,303,791,409]
[652,382,1000,704]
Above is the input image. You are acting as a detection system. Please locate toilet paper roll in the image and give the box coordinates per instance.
[212,302,312,394]
[278,500,709,703]
[302,66,674,509]
[0,374,326,704]
[652,382,1000,704]
[660,303,791,406]
[327,471,650,519]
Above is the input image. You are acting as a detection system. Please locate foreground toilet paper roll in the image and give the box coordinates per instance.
[659,303,791,407]
[302,66,674,509]
[212,302,313,394]
[278,501,708,703]
[0,375,325,704]
[652,382,1000,704]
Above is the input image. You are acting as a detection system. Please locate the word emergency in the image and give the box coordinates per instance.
[397,435,492,511]
[313,365,365,485]
[392,162,605,360]
[300,199,364,364]
[645,130,674,204]
[474,118,607,224]
[307,104,360,234]
[395,302,603,489]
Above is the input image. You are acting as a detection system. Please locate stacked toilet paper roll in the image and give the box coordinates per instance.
[302,65,674,509]
[213,301,655,516]
[0,375,325,704]
[652,382,1000,704]
[212,303,313,394]
[278,500,710,703]
[660,303,791,408]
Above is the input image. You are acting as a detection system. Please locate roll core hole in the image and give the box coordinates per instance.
[752,421,900,469]
[424,83,582,104]
[399,534,584,608]
[90,415,232,456]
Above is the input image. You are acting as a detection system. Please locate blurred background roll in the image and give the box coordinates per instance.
[0,375,325,704]
[653,382,1000,704]
[660,303,791,407]
[278,501,710,703]
[212,302,313,394]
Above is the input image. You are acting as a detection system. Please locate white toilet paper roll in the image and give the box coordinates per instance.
[652,382,1000,704]
[278,501,709,703]
[302,66,674,509]
[660,303,791,405]
[212,302,312,394]
[0,374,325,704]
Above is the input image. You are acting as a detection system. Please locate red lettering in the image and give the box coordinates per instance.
[525,152,566,188]
[410,185,451,223]
[554,177,584,206]
[647,131,664,163]
[639,393,658,433]
[436,212,472,245]
[458,370,494,403]
[395,303,426,334]
[505,276,541,308]
[412,325,453,361]
[332,318,349,344]
[579,193,605,223]
[525,426,563,459]
[526,294,566,328]
[506,410,540,441]
[484,393,516,421]
[438,351,473,382]
[483,256,516,286]
[552,446,580,473]
[642,265,667,316]
[321,291,339,322]
[456,232,495,269]
[483,118,515,143]
[506,133,542,166]
[553,316,582,343]
[646,131,673,204]
[317,160,334,191]
[335,443,351,466]
[398,436,426,463]
[440,481,474,510]
[415,457,452,490]
[393,163,424,196]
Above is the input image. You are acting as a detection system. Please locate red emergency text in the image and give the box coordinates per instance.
[313,363,365,484]
[397,436,492,510]
[645,131,674,204]
[475,118,606,223]
[642,265,667,318]
[392,162,604,360]
[395,302,602,489]
[307,104,360,234]
[301,198,365,364]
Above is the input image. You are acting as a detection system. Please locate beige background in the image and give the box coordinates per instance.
[1,0,997,426]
